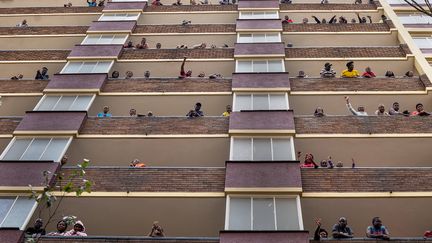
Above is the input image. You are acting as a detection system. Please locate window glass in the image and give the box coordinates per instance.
[40,138,70,161]
[70,96,93,110]
[253,34,266,42]
[275,198,299,230]
[272,139,293,160]
[232,138,252,160]
[253,138,272,160]
[253,61,267,72]
[1,197,35,229]
[270,94,287,110]
[37,96,59,110]
[235,95,252,111]
[268,60,284,72]
[0,197,15,223]
[80,62,97,73]
[55,96,76,110]
[229,198,251,230]
[252,94,269,110]
[2,139,31,160]
[62,62,82,73]
[99,13,140,21]
[83,36,99,44]
[253,198,275,230]
[237,61,252,72]
[62,62,112,74]
[93,62,112,73]
[266,33,280,42]
[1,138,70,162]
[238,34,253,43]
[20,138,50,160]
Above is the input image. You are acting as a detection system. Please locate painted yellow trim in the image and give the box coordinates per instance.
[282,31,393,35]
[0,93,43,96]
[117,58,234,62]
[285,57,408,61]
[237,29,283,32]
[0,192,33,197]
[302,192,432,198]
[76,134,229,138]
[235,54,285,58]
[0,135,13,138]
[43,89,100,94]
[102,9,143,13]
[0,186,44,192]
[225,187,302,193]
[290,90,427,95]
[13,131,78,135]
[0,34,86,38]
[51,191,225,198]
[233,88,291,92]
[296,133,432,138]
[67,56,118,61]
[87,30,133,34]
[280,10,378,13]
[229,129,296,134]
[131,33,236,36]
[0,60,66,64]
[143,11,237,14]
[406,28,432,33]
[99,92,232,96]
[0,13,100,17]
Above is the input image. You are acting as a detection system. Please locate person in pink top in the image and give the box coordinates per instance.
[300,152,318,168]
[64,221,87,236]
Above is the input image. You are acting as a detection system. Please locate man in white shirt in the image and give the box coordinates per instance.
[345,96,368,116]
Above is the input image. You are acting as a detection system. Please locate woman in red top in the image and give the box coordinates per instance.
[301,153,318,168]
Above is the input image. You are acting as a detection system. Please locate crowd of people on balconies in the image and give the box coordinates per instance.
[282,13,374,24]
[151,0,235,6]
[298,152,352,169]
[86,0,105,7]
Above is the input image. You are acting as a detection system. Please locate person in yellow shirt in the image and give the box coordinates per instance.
[341,61,360,78]
[222,105,232,117]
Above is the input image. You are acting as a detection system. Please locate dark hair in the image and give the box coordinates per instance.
[346,61,354,68]
[196,102,202,106]
[393,102,399,105]
[416,103,423,109]
[372,217,381,224]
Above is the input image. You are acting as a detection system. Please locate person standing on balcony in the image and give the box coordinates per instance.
[341,61,360,78]
[179,57,192,79]
[87,0,97,7]
[332,217,354,239]
[345,96,368,116]
[148,221,165,237]
[366,217,390,240]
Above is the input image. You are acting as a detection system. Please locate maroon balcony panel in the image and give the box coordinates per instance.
[220,231,310,243]
[88,21,137,33]
[0,229,24,243]
[238,0,279,9]
[104,2,146,11]
[236,20,282,31]
[229,111,295,131]
[0,162,60,187]
[234,43,285,57]
[45,74,107,91]
[225,162,301,189]
[232,73,290,90]
[15,111,87,133]
[68,45,123,59]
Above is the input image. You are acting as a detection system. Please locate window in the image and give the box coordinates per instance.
[413,37,432,48]
[238,33,281,43]
[99,13,140,21]
[61,61,114,74]
[231,137,294,161]
[227,196,302,230]
[239,11,279,19]
[398,14,432,24]
[0,137,72,162]
[0,196,36,230]
[236,60,284,73]
[234,93,289,111]
[82,34,128,45]
[34,95,95,111]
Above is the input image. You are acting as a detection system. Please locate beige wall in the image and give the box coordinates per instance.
[0,96,41,116]
[0,36,83,50]
[283,33,398,47]
[114,61,235,78]
[31,197,225,236]
[0,15,98,27]
[290,94,432,115]
[281,12,382,23]
[139,13,237,25]
[295,137,432,167]
[0,63,65,79]
[286,59,416,78]
[129,35,236,49]
[0,0,88,7]
[302,198,432,237]
[66,138,229,166]
[90,95,232,117]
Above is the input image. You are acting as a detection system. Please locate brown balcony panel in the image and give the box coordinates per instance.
[302,168,432,193]
[102,78,231,93]
[0,50,69,61]
[283,23,390,32]
[0,162,60,187]
[60,167,225,192]
[134,24,236,33]
[285,46,408,58]
[68,45,123,59]
[120,48,234,60]
[0,229,23,243]
[280,3,377,10]
[234,43,285,57]
[15,111,87,134]
[236,20,283,31]
[220,231,309,243]
[0,80,48,93]
[290,77,425,92]
[229,111,295,132]
[88,21,137,33]
[104,2,146,11]
[143,5,237,12]
[45,74,107,91]
[40,237,219,242]
[0,6,102,15]
[225,162,301,189]
[238,0,279,9]
[80,117,229,135]
[232,73,290,90]
[0,26,88,36]
[0,118,21,135]
[295,116,432,134]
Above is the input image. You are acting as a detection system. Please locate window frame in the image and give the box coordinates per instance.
[0,196,38,230]
[236,59,285,73]
[233,93,289,111]
[229,136,296,161]
[60,61,114,74]
[0,137,73,162]
[398,13,432,24]
[237,33,281,43]
[34,94,96,111]
[413,37,432,49]
[82,34,128,45]
[225,195,303,231]
[239,11,279,20]
[98,13,141,21]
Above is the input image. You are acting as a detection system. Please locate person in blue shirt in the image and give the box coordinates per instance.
[87,0,97,7]
[97,106,112,118]
[366,217,390,240]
